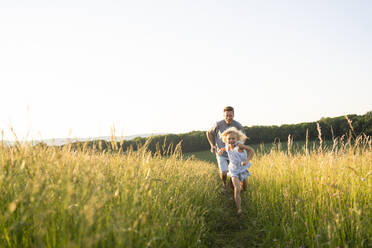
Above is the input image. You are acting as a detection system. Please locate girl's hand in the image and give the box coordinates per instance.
[241,161,247,166]
[218,147,225,156]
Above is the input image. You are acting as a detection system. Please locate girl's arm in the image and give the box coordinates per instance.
[241,162,251,170]
[238,144,254,165]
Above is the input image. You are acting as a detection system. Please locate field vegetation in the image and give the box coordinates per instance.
[194,135,372,247]
[1,122,371,247]
[0,140,221,247]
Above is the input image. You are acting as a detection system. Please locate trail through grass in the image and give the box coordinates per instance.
[202,187,266,248]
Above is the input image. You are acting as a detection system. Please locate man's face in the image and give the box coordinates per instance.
[224,111,234,125]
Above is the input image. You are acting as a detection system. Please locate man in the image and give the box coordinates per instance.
[206,106,246,189]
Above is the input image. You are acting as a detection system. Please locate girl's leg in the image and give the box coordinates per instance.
[231,176,242,214]
[240,179,247,191]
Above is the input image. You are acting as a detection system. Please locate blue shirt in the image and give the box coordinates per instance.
[225,141,251,175]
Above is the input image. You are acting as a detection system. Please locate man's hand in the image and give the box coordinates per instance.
[210,146,216,154]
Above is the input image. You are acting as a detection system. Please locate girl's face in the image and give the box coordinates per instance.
[227,133,237,146]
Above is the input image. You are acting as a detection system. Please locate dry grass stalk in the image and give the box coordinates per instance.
[305,128,309,155]
[110,126,118,151]
[344,115,356,138]
[287,134,292,156]
[1,130,4,148]
[316,122,323,153]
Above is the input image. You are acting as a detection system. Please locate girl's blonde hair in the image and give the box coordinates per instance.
[220,127,247,143]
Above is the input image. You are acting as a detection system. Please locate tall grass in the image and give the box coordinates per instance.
[244,135,372,247]
[187,134,371,247]
[0,141,220,247]
[2,130,371,247]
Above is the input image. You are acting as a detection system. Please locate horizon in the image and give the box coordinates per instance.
[1,1,372,141]
[2,110,369,142]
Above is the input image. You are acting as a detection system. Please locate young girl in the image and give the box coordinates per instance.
[218,127,254,214]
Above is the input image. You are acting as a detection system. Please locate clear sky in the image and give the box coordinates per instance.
[1,0,371,140]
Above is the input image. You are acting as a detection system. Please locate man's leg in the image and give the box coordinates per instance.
[230,177,234,190]
[220,171,228,188]
[216,155,229,188]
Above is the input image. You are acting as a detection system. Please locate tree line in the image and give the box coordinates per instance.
[65,112,372,154]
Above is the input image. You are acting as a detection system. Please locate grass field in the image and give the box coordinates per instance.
[187,139,372,247]
[1,137,371,247]
[0,142,222,247]
[184,140,335,163]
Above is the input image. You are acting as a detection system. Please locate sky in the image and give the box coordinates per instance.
[1,0,371,140]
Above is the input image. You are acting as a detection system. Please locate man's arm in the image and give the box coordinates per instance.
[233,120,245,134]
[206,130,216,154]
[238,122,246,134]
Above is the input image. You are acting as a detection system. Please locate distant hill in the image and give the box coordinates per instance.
[3,111,371,151]
[61,111,371,154]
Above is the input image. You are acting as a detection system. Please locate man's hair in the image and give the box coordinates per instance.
[224,106,234,112]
